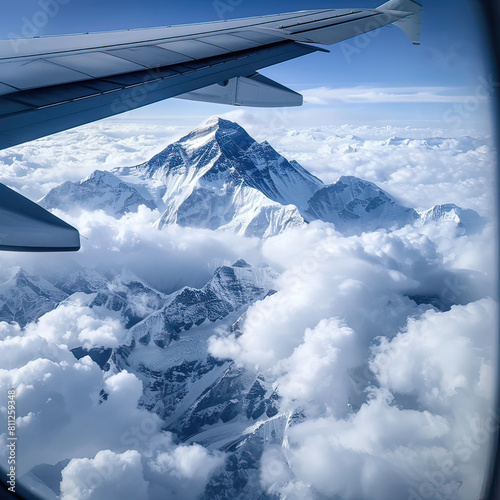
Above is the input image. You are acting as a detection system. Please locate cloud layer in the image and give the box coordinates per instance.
[208,219,497,498]
[0,120,496,500]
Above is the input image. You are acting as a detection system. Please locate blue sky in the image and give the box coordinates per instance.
[1,0,495,131]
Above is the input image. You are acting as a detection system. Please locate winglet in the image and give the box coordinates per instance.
[377,0,423,45]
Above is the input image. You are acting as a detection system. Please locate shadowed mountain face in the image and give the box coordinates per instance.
[0,268,68,327]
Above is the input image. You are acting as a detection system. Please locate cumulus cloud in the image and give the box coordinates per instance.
[25,293,126,349]
[60,450,148,500]
[0,206,262,294]
[146,439,225,500]
[370,298,497,413]
[0,325,224,500]
[274,318,361,415]
[0,334,152,476]
[257,297,497,500]
[59,442,225,500]
[270,390,453,500]
[209,221,492,372]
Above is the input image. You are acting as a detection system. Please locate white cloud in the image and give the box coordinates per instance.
[370,298,497,411]
[209,221,492,372]
[60,450,148,500]
[275,318,360,416]
[146,441,225,500]
[26,293,126,349]
[301,86,491,105]
[0,303,225,500]
[259,297,497,500]
[274,390,453,500]
[0,206,262,295]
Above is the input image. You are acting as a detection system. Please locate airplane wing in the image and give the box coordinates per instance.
[0,0,422,251]
[0,184,80,252]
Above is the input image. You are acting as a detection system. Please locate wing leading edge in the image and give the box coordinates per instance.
[0,0,421,252]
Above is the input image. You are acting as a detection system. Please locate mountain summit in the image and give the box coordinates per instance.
[39,169,155,217]
[111,117,323,237]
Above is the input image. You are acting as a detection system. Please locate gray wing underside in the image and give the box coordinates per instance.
[0,0,421,252]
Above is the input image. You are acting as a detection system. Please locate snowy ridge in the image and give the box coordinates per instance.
[121,259,278,350]
[107,257,282,475]
[416,203,485,233]
[39,169,156,217]
[0,268,68,326]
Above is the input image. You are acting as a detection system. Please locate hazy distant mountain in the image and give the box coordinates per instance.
[416,203,485,234]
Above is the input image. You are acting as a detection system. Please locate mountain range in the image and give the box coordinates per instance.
[40,117,483,237]
[9,118,487,500]
[15,258,283,500]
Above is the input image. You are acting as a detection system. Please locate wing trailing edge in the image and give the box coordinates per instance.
[177,73,303,107]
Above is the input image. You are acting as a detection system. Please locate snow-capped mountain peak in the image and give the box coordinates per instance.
[304,175,419,234]
[39,169,155,217]
[416,203,485,233]
[109,118,322,237]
